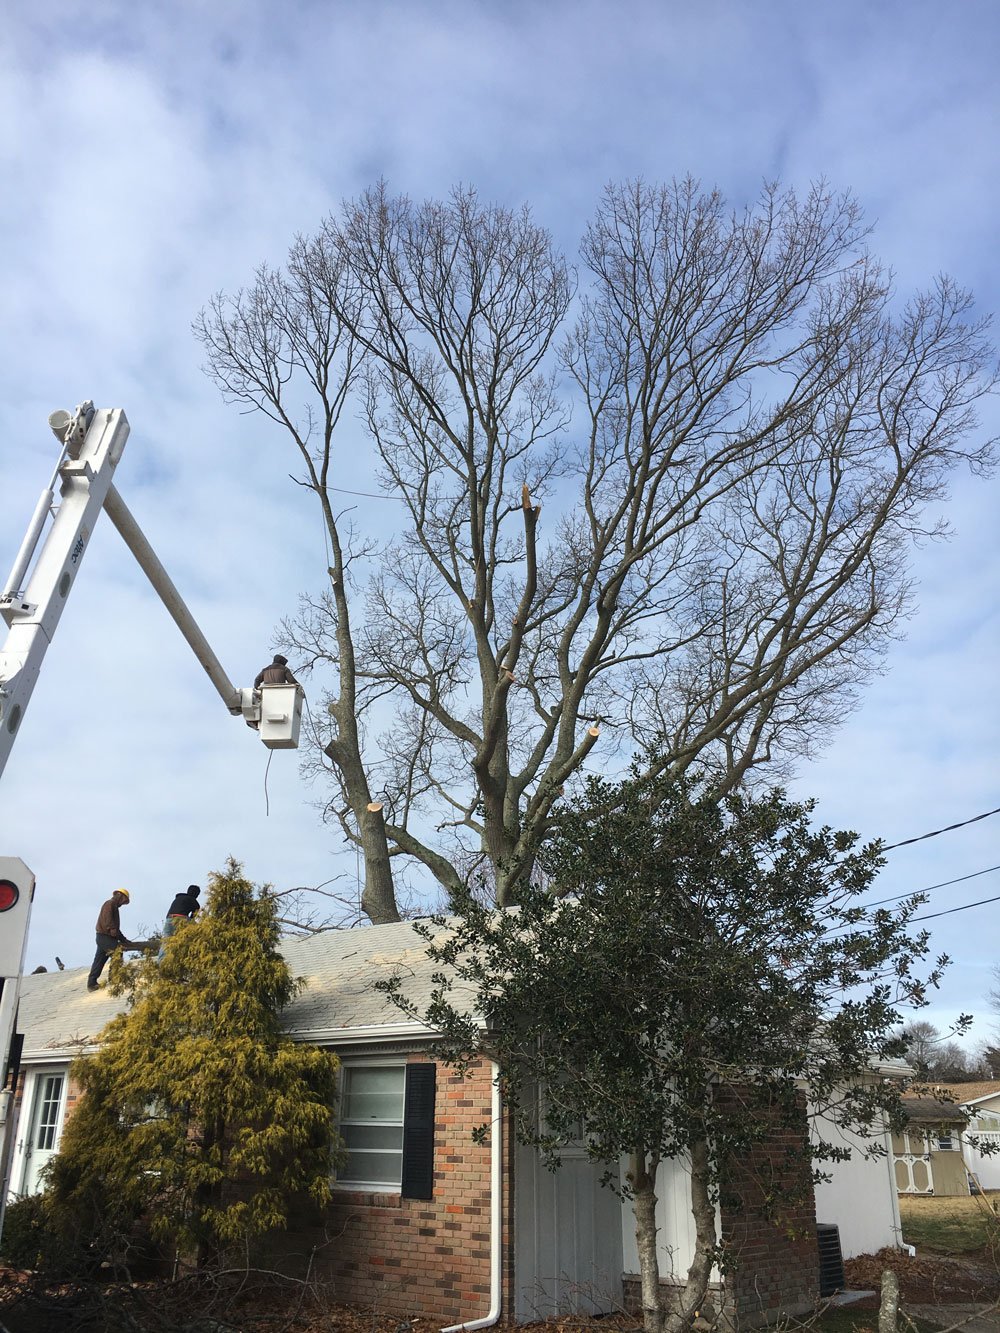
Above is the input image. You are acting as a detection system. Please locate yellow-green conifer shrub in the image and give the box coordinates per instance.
[45,860,341,1270]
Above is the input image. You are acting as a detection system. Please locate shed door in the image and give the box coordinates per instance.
[514,1132,623,1319]
[19,1070,66,1196]
[893,1131,934,1194]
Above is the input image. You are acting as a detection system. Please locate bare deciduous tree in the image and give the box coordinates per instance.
[990,963,1000,1026]
[195,179,997,924]
[900,1018,979,1080]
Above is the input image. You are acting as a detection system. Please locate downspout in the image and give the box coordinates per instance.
[441,1062,503,1332]
[884,1116,910,1254]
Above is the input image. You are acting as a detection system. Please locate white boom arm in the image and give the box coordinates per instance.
[0,402,301,781]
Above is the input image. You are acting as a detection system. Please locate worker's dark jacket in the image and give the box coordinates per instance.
[166,891,199,920]
[254,663,298,688]
[95,898,124,939]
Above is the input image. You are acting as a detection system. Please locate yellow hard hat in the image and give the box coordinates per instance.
[115,888,131,901]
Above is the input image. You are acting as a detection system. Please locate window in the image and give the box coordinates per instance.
[338,1065,405,1187]
[34,1074,63,1151]
[336,1062,437,1198]
[936,1130,957,1152]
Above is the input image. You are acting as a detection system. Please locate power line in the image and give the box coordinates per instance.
[882,804,1000,852]
[819,863,1000,938]
[860,863,1000,910]
[910,892,1000,923]
[330,485,403,500]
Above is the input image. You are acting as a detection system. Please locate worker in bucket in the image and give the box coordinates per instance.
[158,884,200,960]
[254,654,298,688]
[247,654,300,729]
[87,888,134,991]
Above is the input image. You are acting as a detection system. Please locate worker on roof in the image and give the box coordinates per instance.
[87,889,133,991]
[254,654,298,688]
[158,884,200,961]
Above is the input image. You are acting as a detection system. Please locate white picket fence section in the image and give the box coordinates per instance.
[965,1129,1000,1190]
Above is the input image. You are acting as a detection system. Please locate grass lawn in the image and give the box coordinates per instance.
[899,1192,1000,1255]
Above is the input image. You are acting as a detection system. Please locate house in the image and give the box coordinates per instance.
[930,1080,1000,1126]
[5,919,902,1326]
[892,1095,970,1196]
[926,1081,1000,1190]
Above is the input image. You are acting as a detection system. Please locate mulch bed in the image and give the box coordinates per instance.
[844,1247,1000,1307]
[0,1269,436,1333]
[4,1257,1000,1331]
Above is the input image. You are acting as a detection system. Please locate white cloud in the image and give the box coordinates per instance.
[1,2,997,1051]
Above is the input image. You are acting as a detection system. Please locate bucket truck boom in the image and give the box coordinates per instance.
[0,401,302,782]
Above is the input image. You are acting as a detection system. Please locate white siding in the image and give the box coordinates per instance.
[967,1094,1000,1119]
[965,1130,1000,1189]
[619,1153,721,1282]
[811,1111,902,1259]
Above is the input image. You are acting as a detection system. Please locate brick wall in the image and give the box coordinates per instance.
[715,1087,819,1328]
[17,1052,508,1324]
[20,1056,822,1328]
[280,1052,506,1322]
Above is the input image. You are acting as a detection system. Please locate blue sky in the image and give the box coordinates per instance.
[2,1,998,1049]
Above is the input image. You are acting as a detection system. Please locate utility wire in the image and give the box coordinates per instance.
[860,863,1000,910]
[819,863,1000,938]
[910,893,1000,923]
[329,484,403,500]
[821,894,998,940]
[882,804,1000,851]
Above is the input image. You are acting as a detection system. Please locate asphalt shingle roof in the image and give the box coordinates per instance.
[15,918,469,1062]
[900,1095,969,1124]
[923,1081,1000,1105]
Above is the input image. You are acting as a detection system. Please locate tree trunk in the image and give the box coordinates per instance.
[359,806,400,924]
[193,1113,226,1270]
[665,1136,717,1333]
[324,737,401,924]
[630,1150,665,1333]
[878,1268,899,1333]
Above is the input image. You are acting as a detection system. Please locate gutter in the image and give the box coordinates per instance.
[280,1021,438,1046]
[441,1062,502,1333]
[20,1021,440,1065]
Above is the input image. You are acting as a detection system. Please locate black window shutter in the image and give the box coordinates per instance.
[401,1063,436,1200]
[4,1031,23,1090]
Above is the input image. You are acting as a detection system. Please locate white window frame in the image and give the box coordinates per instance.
[335,1059,406,1191]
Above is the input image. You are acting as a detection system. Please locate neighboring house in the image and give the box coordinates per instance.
[927,1081,1000,1190]
[928,1080,1000,1125]
[5,920,902,1325]
[892,1096,970,1196]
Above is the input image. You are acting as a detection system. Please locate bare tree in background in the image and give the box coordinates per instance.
[900,1018,941,1074]
[900,1018,978,1080]
[195,179,997,924]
